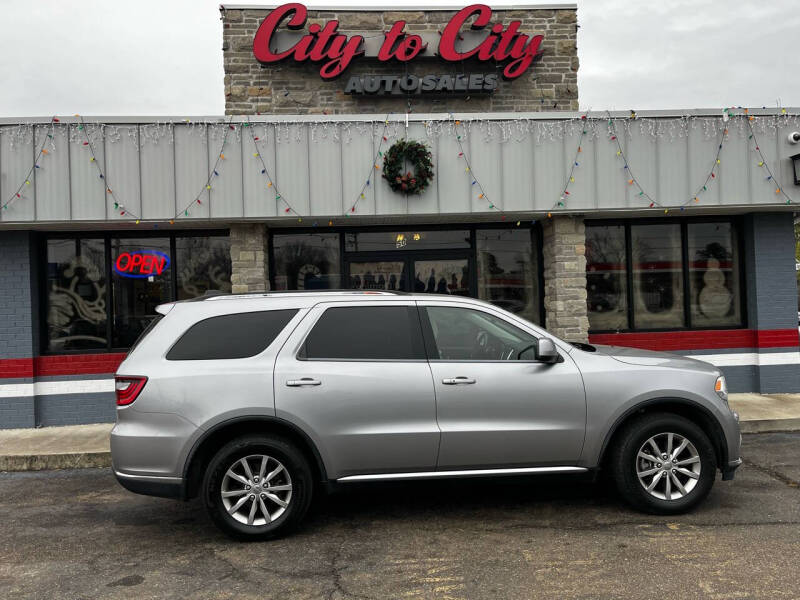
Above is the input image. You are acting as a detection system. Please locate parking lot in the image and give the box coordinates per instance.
[1,432,798,600]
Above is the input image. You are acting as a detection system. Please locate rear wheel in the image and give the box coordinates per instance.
[203,435,313,540]
[610,413,717,514]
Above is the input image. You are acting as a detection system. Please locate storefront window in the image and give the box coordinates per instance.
[345,230,470,252]
[586,225,628,331]
[632,224,684,329]
[175,237,232,300]
[111,238,172,348]
[272,233,341,290]
[43,232,230,353]
[476,228,540,324]
[586,220,744,332]
[688,223,741,327]
[46,239,108,352]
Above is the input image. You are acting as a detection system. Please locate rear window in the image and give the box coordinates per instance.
[166,309,298,360]
[300,306,424,360]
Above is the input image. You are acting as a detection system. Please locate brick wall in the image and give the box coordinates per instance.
[221,7,579,115]
[745,213,799,331]
[0,232,35,361]
[542,216,589,342]
[230,224,270,293]
[0,232,36,428]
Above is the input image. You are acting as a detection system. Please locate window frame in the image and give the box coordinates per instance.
[586,216,747,334]
[39,229,229,355]
[295,302,428,363]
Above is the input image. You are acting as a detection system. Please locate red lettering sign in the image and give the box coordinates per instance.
[252,3,544,80]
[114,250,170,279]
[252,3,365,79]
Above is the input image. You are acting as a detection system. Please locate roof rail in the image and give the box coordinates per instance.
[197,289,409,301]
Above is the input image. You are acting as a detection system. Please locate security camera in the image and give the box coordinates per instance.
[789,131,800,144]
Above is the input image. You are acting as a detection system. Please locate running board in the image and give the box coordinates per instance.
[337,466,588,483]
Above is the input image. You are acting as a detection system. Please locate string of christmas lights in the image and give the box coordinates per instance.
[173,116,236,221]
[344,115,392,217]
[1,118,56,213]
[549,112,590,217]
[745,113,794,205]
[452,116,504,218]
[77,115,142,222]
[2,112,796,225]
[245,117,306,221]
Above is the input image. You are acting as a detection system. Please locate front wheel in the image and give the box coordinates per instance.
[202,435,313,540]
[610,413,717,514]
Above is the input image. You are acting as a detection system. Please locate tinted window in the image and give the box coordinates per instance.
[167,309,298,360]
[586,225,628,331]
[425,306,538,361]
[302,306,424,360]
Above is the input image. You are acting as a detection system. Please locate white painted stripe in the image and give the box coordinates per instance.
[0,379,114,398]
[685,352,800,367]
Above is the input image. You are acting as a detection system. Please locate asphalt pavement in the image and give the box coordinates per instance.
[1,433,799,600]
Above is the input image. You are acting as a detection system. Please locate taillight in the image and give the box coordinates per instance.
[115,376,147,406]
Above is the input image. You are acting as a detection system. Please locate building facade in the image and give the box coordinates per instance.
[0,3,798,429]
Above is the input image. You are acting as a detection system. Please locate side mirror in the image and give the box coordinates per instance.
[536,338,559,364]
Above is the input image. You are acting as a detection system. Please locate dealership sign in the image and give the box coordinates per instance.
[252,3,545,90]
[114,250,170,279]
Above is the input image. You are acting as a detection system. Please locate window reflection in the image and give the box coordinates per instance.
[586,225,628,331]
[476,229,540,324]
[273,233,341,290]
[46,239,107,351]
[632,224,685,328]
[175,237,232,300]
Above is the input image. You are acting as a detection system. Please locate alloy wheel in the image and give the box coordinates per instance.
[635,432,701,501]
[221,454,293,526]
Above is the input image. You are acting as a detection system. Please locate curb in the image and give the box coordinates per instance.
[740,419,800,434]
[0,452,111,472]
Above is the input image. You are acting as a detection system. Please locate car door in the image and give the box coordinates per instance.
[274,300,439,479]
[419,302,586,469]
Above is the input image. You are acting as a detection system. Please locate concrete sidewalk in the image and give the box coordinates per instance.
[1,393,799,472]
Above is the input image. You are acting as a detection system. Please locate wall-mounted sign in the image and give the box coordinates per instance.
[345,73,498,96]
[114,250,170,279]
[252,3,544,81]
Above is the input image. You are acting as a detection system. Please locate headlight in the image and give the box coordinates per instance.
[715,375,728,402]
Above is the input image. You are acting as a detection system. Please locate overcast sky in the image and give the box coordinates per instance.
[1,0,798,116]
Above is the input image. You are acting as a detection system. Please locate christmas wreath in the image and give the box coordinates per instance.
[382,140,434,195]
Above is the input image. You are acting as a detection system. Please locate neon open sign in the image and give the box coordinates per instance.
[114,250,170,279]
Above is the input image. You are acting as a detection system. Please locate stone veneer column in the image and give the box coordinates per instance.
[230,224,269,293]
[541,216,589,342]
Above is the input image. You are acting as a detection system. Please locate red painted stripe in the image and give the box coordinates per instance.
[0,358,34,378]
[589,329,799,351]
[0,353,127,379]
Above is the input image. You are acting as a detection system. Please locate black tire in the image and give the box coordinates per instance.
[202,434,313,540]
[609,412,717,514]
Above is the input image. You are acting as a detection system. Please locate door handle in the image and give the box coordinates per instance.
[442,377,476,385]
[286,378,322,387]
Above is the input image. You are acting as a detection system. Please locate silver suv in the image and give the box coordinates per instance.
[111,291,742,540]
